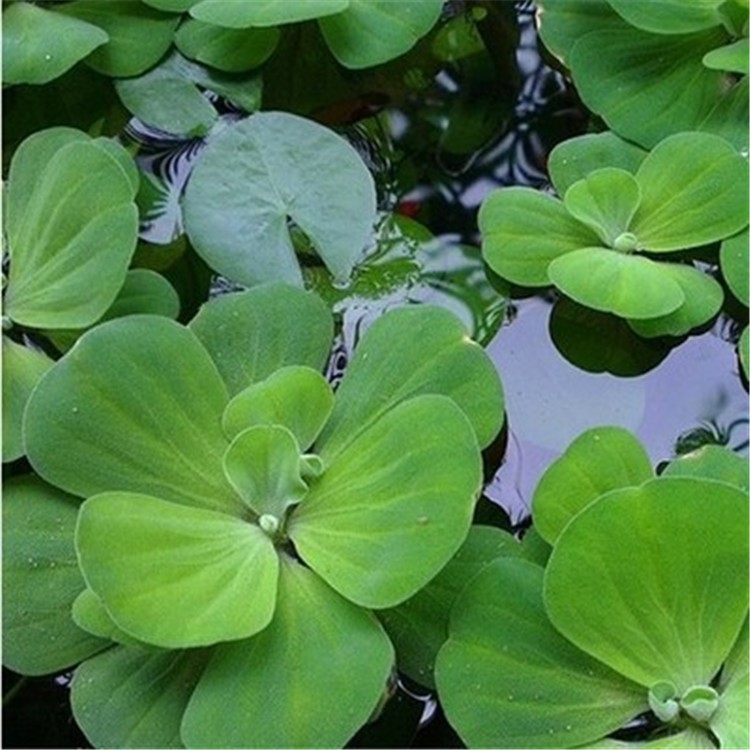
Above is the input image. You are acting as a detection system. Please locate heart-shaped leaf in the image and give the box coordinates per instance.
[72,646,209,749]
[189,0,347,27]
[548,247,685,319]
[223,426,308,517]
[544,478,749,692]
[2,2,108,85]
[189,284,333,397]
[183,112,377,286]
[721,228,749,307]
[631,132,749,251]
[532,426,652,545]
[25,315,241,514]
[181,555,394,748]
[76,492,279,648]
[3,476,108,675]
[222,366,333,448]
[290,394,481,608]
[317,305,503,457]
[436,557,645,748]
[480,187,601,287]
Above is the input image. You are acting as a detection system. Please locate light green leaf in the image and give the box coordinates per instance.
[712,619,749,749]
[223,426,308,517]
[2,337,53,463]
[570,26,729,148]
[532,426,652,545]
[564,168,641,246]
[25,315,242,514]
[290,394,481,609]
[721,229,749,307]
[548,131,648,197]
[4,137,138,329]
[182,555,395,748]
[2,2,108,85]
[317,305,503,457]
[663,445,749,493]
[77,492,279,648]
[627,263,724,338]
[3,476,109,675]
[606,0,724,34]
[378,526,521,689]
[703,38,749,74]
[480,187,601,286]
[436,558,645,749]
[72,646,209,749]
[520,526,553,567]
[183,112,377,286]
[189,284,333,397]
[222,366,333,448]
[631,132,749,251]
[72,589,147,648]
[548,247,685,319]
[698,76,749,152]
[56,0,180,77]
[544,478,749,692]
[189,0,347,28]
[319,0,444,69]
[142,0,198,10]
[175,19,280,72]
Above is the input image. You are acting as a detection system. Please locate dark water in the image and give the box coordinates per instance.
[3,2,747,748]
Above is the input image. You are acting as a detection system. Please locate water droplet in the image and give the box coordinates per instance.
[50,562,56,568]
[417,516,429,525]
[44,54,52,61]
[72,406,79,414]
[565,725,572,731]
[548,729,555,735]
[507,695,514,702]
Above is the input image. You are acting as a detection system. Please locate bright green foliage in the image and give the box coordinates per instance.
[16,288,503,747]
[2,477,108,675]
[663,445,749,493]
[183,112,377,286]
[3,128,139,331]
[721,229,749,307]
[189,0,347,27]
[481,131,748,329]
[532,426,652,545]
[740,326,749,379]
[437,477,749,748]
[2,2,108,85]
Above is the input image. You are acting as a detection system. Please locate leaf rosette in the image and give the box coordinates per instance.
[9,283,504,748]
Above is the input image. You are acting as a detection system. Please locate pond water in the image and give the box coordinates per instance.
[3,1,747,747]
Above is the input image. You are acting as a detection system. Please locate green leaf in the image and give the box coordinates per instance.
[4,135,138,329]
[520,526,552,567]
[189,284,333,397]
[721,229,749,307]
[548,248,685,319]
[2,337,53,463]
[662,445,749,493]
[631,132,749,251]
[71,646,209,749]
[174,19,280,72]
[2,2,108,85]
[626,263,724,338]
[740,326,749,380]
[317,305,503,457]
[712,619,749,749]
[606,0,724,34]
[142,0,198,10]
[72,589,147,648]
[532,426,652,545]
[544,478,749,692]
[479,187,601,286]
[2,476,109,675]
[378,526,521,688]
[548,131,648,197]
[25,315,242,514]
[76,492,279,648]
[189,0,347,28]
[223,426,308,517]
[570,25,729,148]
[56,0,180,77]
[698,76,749,153]
[563,168,641,246]
[319,0,444,69]
[222,366,333,448]
[290,394,481,609]
[703,38,750,74]
[182,556,395,748]
[435,558,645,749]
[183,112,377,286]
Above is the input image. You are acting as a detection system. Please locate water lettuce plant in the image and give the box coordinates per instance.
[436,426,749,748]
[480,130,749,336]
[5,283,504,748]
